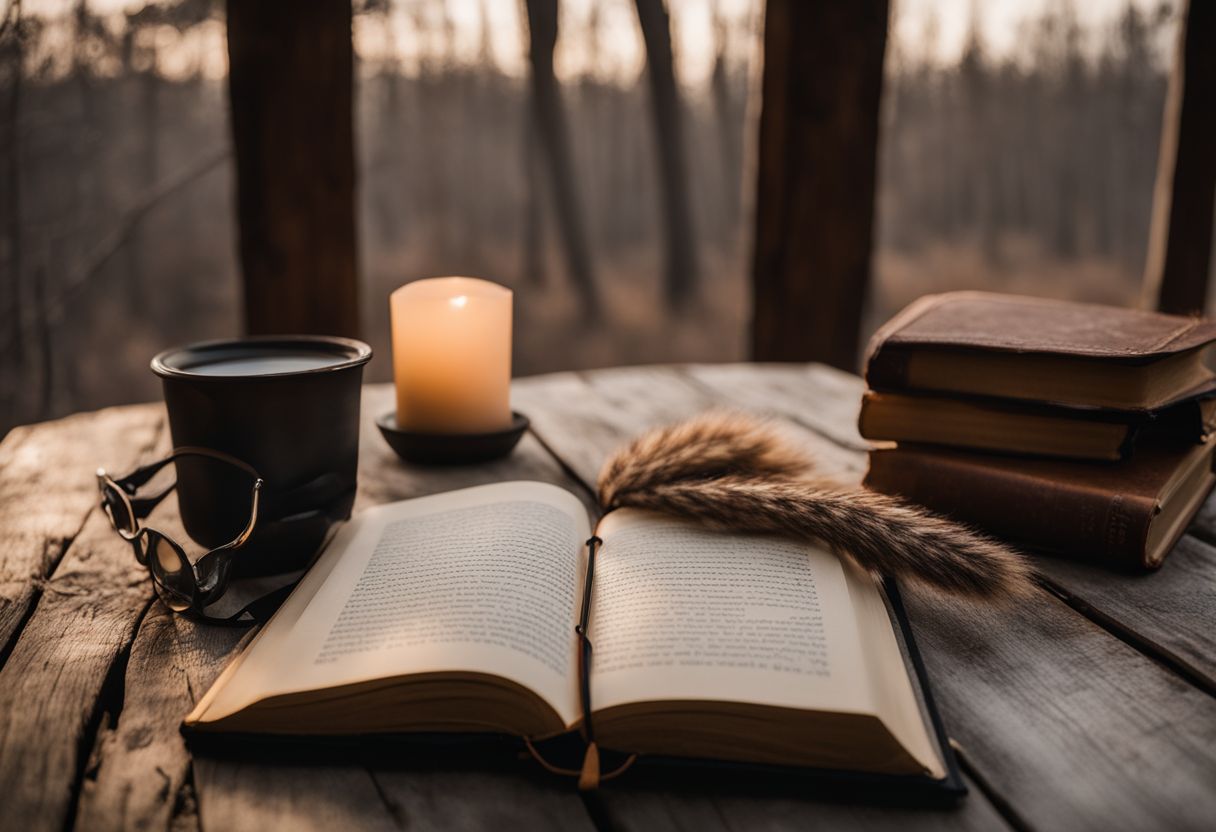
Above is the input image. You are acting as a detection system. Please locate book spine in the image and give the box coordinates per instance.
[862,294,942,391]
[857,393,877,439]
[864,449,1152,568]
[864,346,910,391]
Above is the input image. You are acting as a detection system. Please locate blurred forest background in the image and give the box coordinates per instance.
[0,0,1185,435]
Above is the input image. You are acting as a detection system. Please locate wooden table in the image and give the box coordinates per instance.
[1,363,1214,831]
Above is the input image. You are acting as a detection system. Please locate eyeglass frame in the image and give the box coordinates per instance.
[97,446,268,623]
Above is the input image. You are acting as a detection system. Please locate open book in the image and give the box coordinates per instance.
[186,482,955,786]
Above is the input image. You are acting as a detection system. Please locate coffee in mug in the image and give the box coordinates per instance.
[151,336,372,576]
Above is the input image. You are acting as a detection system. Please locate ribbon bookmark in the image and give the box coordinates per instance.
[578,741,601,791]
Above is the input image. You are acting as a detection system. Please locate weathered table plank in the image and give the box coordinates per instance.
[77,386,599,832]
[684,362,871,452]
[76,602,248,832]
[703,362,1216,697]
[0,405,163,658]
[0,412,166,832]
[517,369,1016,830]
[368,768,597,831]
[585,787,1013,832]
[192,760,401,832]
[901,585,1216,831]
[3,366,1214,832]
[1035,536,1216,692]
[517,363,1216,832]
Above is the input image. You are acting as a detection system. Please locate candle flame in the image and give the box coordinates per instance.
[450,295,469,309]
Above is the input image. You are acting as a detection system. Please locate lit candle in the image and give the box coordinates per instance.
[390,277,513,433]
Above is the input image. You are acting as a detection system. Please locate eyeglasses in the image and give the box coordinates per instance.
[97,446,288,625]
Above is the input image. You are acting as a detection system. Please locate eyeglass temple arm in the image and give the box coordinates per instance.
[187,476,263,598]
[233,479,263,548]
[115,446,262,518]
[168,446,260,479]
[118,446,259,488]
[194,478,263,574]
[112,456,176,518]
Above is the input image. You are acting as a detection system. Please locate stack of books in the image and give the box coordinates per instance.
[860,292,1216,569]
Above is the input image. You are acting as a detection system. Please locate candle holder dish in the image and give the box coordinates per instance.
[376,411,530,465]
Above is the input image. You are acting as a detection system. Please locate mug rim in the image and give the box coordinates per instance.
[151,335,373,382]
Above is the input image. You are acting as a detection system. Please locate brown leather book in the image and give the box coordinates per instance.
[864,436,1216,569]
[865,292,1216,410]
[858,391,1216,462]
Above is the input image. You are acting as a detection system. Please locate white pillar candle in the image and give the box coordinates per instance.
[390,277,513,433]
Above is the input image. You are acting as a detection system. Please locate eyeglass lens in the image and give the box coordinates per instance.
[101,483,136,535]
[174,455,260,545]
[147,530,195,613]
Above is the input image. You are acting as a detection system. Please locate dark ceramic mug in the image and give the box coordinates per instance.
[151,336,372,576]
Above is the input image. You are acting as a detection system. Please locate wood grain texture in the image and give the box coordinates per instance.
[708,361,1216,693]
[7,367,1216,831]
[356,385,596,516]
[193,760,400,832]
[586,784,1011,832]
[74,585,248,831]
[903,588,1216,831]
[1035,536,1216,691]
[685,362,870,452]
[0,468,162,829]
[684,363,868,475]
[522,362,1216,831]
[516,369,1016,829]
[514,365,860,485]
[369,768,596,831]
[63,386,600,832]
[184,384,600,832]
[0,404,163,660]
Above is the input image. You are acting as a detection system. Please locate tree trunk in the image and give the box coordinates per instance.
[523,0,599,316]
[226,0,359,337]
[750,0,889,372]
[634,0,698,309]
[522,113,546,287]
[710,4,741,238]
[1142,0,1216,316]
[1,1,24,430]
[127,65,158,314]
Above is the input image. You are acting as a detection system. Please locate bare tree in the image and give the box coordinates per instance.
[634,0,698,309]
[522,113,547,287]
[709,0,741,237]
[0,0,24,428]
[523,0,599,316]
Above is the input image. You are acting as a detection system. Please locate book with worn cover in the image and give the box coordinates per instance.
[865,434,1216,569]
[865,291,1216,411]
[184,481,962,797]
[858,390,1216,462]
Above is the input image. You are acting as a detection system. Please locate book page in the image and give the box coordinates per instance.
[589,509,941,774]
[189,481,589,729]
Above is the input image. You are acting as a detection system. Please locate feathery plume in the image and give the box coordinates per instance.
[598,410,812,507]
[598,413,1034,601]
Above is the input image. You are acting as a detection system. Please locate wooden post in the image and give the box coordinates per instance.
[1142,0,1216,316]
[226,0,359,337]
[750,0,889,371]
